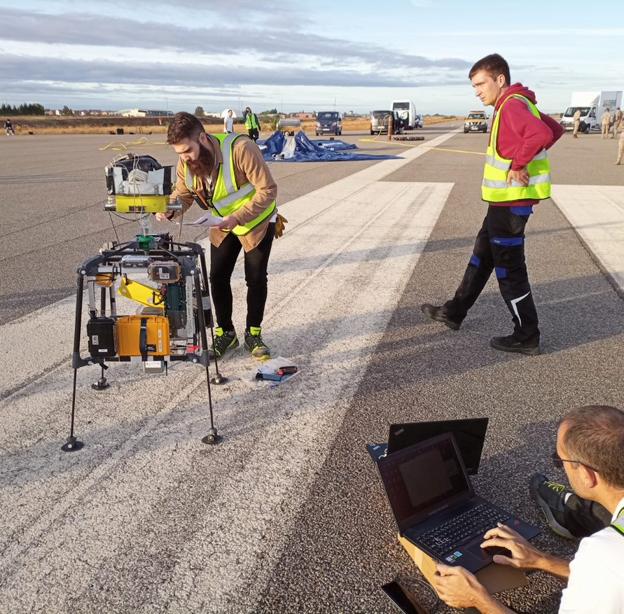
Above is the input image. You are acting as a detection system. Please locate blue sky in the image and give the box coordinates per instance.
[1,0,622,114]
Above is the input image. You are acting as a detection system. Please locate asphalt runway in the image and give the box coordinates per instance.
[0,125,623,613]
[0,128,430,323]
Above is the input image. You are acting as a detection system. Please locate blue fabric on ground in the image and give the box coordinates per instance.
[257,131,398,162]
[312,139,356,151]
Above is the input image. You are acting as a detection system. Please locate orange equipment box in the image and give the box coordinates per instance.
[116,315,170,358]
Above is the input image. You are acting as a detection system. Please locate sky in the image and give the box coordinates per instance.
[1,0,623,115]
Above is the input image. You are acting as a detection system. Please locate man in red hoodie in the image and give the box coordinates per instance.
[422,54,563,355]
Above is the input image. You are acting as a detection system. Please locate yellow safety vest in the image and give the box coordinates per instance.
[612,509,624,537]
[184,133,276,236]
[244,112,259,130]
[482,95,551,203]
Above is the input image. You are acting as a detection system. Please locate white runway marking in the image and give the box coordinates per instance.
[551,185,624,292]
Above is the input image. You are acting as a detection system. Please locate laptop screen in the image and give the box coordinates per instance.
[378,433,473,532]
[387,418,488,475]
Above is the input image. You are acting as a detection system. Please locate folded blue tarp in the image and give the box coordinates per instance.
[258,131,399,162]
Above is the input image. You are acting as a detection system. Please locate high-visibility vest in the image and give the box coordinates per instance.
[245,112,259,130]
[612,509,624,537]
[184,133,276,236]
[482,95,551,203]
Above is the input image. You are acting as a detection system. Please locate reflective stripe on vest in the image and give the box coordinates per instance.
[184,133,276,236]
[245,113,259,130]
[482,95,552,203]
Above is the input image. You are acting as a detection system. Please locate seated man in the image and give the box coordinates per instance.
[432,405,624,613]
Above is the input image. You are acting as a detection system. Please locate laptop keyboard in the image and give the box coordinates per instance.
[419,503,510,555]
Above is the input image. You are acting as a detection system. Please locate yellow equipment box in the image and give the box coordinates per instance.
[118,276,164,309]
[116,315,170,358]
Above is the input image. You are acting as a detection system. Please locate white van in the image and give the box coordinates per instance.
[560,91,623,133]
[391,100,417,130]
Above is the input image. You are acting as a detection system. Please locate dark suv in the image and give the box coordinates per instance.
[316,111,342,136]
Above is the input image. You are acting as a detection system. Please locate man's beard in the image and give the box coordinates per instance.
[187,143,214,177]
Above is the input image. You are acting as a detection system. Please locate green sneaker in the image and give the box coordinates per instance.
[244,326,271,360]
[211,327,239,358]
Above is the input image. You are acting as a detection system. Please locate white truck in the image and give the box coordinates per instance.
[391,100,420,130]
[560,91,623,133]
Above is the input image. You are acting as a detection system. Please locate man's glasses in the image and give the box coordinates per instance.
[552,452,599,473]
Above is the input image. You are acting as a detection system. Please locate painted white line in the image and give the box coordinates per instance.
[0,181,454,612]
[551,185,624,292]
[151,182,456,612]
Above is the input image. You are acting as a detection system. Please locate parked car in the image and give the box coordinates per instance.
[370,110,402,135]
[315,111,342,136]
[464,110,488,133]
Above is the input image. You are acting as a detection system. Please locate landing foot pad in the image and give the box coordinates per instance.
[61,437,85,452]
[201,432,223,445]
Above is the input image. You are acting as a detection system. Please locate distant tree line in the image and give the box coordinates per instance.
[1,103,45,116]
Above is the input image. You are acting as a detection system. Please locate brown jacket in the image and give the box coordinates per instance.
[171,134,277,252]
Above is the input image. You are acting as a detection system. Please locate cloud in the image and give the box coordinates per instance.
[110,0,305,21]
[0,7,472,71]
[0,53,466,89]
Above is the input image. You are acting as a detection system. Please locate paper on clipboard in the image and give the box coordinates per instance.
[184,211,223,226]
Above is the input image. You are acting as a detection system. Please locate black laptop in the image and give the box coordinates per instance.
[378,432,539,574]
[367,418,489,475]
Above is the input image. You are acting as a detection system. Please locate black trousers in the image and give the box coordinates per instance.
[247,128,259,142]
[210,223,274,332]
[444,205,539,341]
[563,494,612,537]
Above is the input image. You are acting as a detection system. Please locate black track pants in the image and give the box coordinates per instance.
[444,205,539,341]
[210,223,275,332]
[563,495,611,537]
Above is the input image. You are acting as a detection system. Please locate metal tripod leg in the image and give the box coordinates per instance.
[92,364,110,390]
[198,249,227,386]
[193,271,222,445]
[62,272,85,452]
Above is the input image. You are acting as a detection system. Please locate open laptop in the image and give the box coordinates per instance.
[367,418,488,475]
[378,432,539,574]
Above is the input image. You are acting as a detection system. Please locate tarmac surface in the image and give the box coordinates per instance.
[1,125,623,613]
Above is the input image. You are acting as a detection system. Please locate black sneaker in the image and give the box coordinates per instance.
[490,335,540,356]
[211,327,239,358]
[529,473,575,540]
[244,326,271,360]
[420,303,462,331]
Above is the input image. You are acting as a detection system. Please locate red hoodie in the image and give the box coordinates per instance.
[491,83,564,206]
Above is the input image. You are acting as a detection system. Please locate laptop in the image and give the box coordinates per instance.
[367,418,489,475]
[378,432,539,574]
